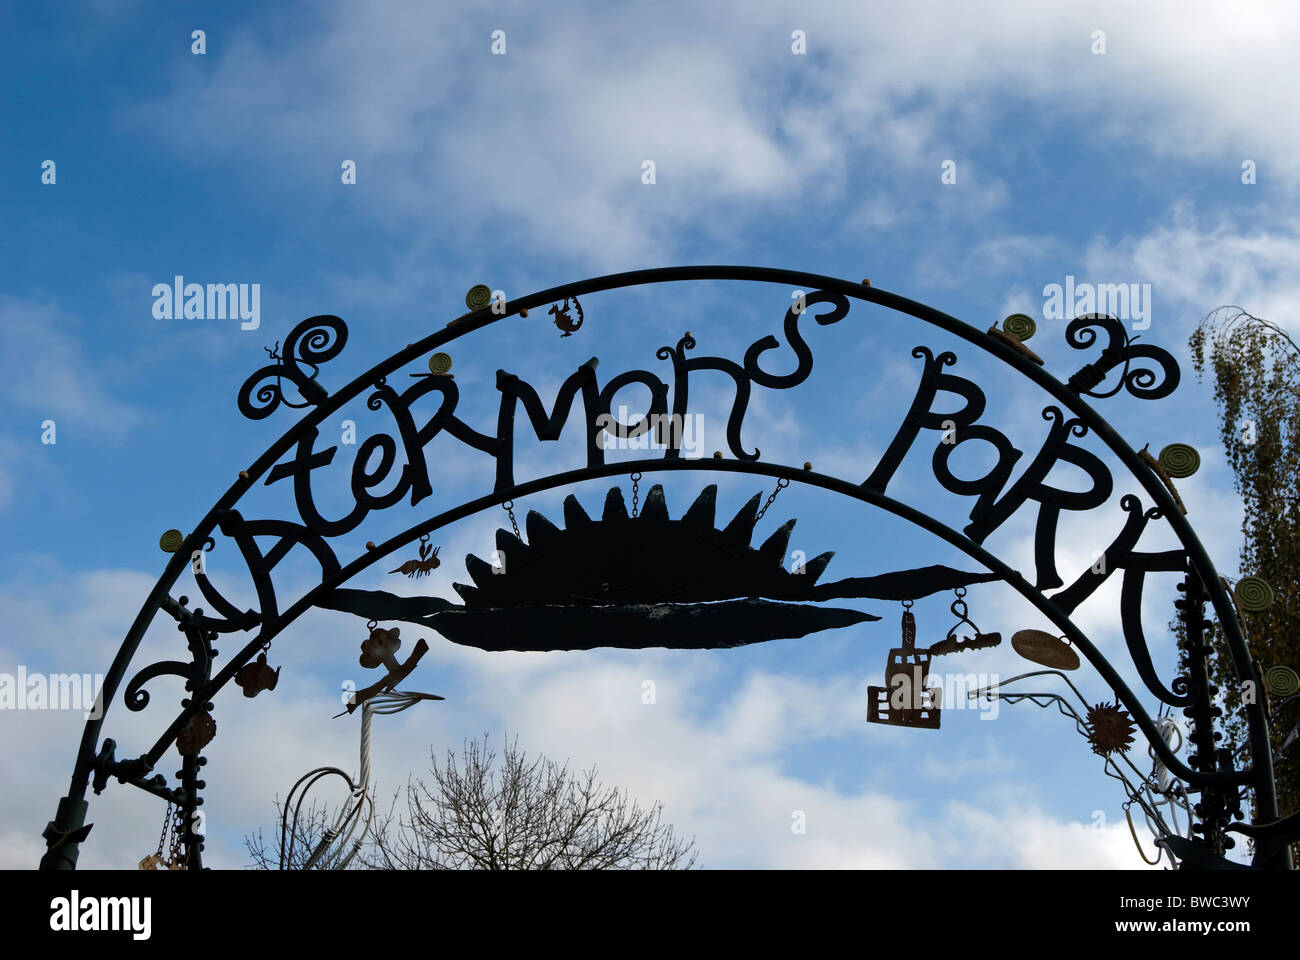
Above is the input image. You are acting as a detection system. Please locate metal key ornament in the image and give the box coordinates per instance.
[928,588,1001,655]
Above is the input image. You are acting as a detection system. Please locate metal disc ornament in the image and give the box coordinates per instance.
[1235,576,1274,612]
[159,529,185,553]
[1264,665,1300,697]
[428,352,453,375]
[1002,313,1037,341]
[1158,443,1201,478]
[465,284,493,311]
[1011,629,1080,670]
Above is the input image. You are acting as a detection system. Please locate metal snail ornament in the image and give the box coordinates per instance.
[234,642,281,697]
[465,284,493,312]
[1264,665,1299,698]
[1011,629,1080,671]
[927,587,1002,655]
[1234,576,1274,612]
[389,534,440,579]
[1158,443,1201,479]
[988,314,1044,365]
[549,295,584,336]
[410,352,453,379]
[867,601,941,729]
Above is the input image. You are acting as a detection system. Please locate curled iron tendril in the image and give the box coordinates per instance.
[1065,314,1179,401]
[238,315,348,420]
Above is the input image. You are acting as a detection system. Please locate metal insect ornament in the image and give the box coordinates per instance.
[1086,701,1137,756]
[234,642,281,697]
[1010,629,1080,671]
[868,601,940,729]
[549,295,584,336]
[389,534,440,579]
[928,587,1002,655]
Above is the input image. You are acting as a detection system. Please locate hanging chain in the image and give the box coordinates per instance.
[168,802,188,869]
[139,801,173,869]
[630,472,641,518]
[501,500,520,538]
[156,802,172,857]
[754,477,790,522]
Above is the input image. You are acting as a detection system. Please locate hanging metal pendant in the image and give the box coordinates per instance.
[360,624,402,670]
[235,650,281,698]
[867,604,941,728]
[176,710,216,756]
[927,587,1002,656]
[1011,629,1080,670]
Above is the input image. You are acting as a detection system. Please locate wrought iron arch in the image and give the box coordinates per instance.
[40,266,1293,871]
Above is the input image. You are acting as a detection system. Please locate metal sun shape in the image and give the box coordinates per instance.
[1085,701,1137,756]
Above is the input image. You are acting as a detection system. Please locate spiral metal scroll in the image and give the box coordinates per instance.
[1065,314,1180,400]
[238,315,348,420]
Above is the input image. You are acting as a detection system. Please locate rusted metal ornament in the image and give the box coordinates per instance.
[234,651,281,698]
[1011,629,1080,670]
[1086,701,1136,756]
[360,625,401,669]
[176,710,216,756]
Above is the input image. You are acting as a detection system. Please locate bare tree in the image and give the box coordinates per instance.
[246,735,697,870]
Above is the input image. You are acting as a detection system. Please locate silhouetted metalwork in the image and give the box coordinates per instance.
[39,265,1288,872]
[867,602,941,728]
[549,295,584,336]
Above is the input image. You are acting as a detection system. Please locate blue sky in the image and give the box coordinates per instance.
[4,1,1300,869]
